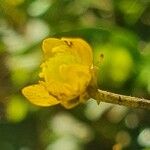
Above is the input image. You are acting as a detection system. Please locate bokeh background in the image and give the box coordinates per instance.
[0,0,150,150]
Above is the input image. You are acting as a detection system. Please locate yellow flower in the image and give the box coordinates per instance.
[22,37,93,108]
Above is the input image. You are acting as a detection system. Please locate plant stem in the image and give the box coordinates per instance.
[88,88,150,109]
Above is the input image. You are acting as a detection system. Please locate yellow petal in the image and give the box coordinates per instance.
[42,38,93,66]
[60,64,91,92]
[42,38,65,58]
[61,38,93,65]
[22,84,60,106]
[60,97,80,109]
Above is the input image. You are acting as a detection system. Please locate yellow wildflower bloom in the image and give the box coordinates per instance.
[22,37,93,108]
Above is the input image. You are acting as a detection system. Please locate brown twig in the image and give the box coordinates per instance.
[88,88,150,110]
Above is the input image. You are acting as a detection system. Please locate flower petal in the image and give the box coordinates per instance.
[60,97,80,109]
[42,38,65,58]
[61,38,93,65]
[22,84,60,106]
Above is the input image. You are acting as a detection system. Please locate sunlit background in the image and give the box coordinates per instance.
[0,0,150,150]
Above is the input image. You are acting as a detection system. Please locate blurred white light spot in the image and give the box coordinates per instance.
[107,105,128,123]
[28,0,51,17]
[7,51,42,70]
[46,136,80,150]
[125,113,139,129]
[25,19,50,43]
[84,99,112,120]
[138,128,150,147]
[2,29,28,53]
[50,112,93,142]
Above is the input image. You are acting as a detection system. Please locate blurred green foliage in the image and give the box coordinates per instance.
[0,0,150,150]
